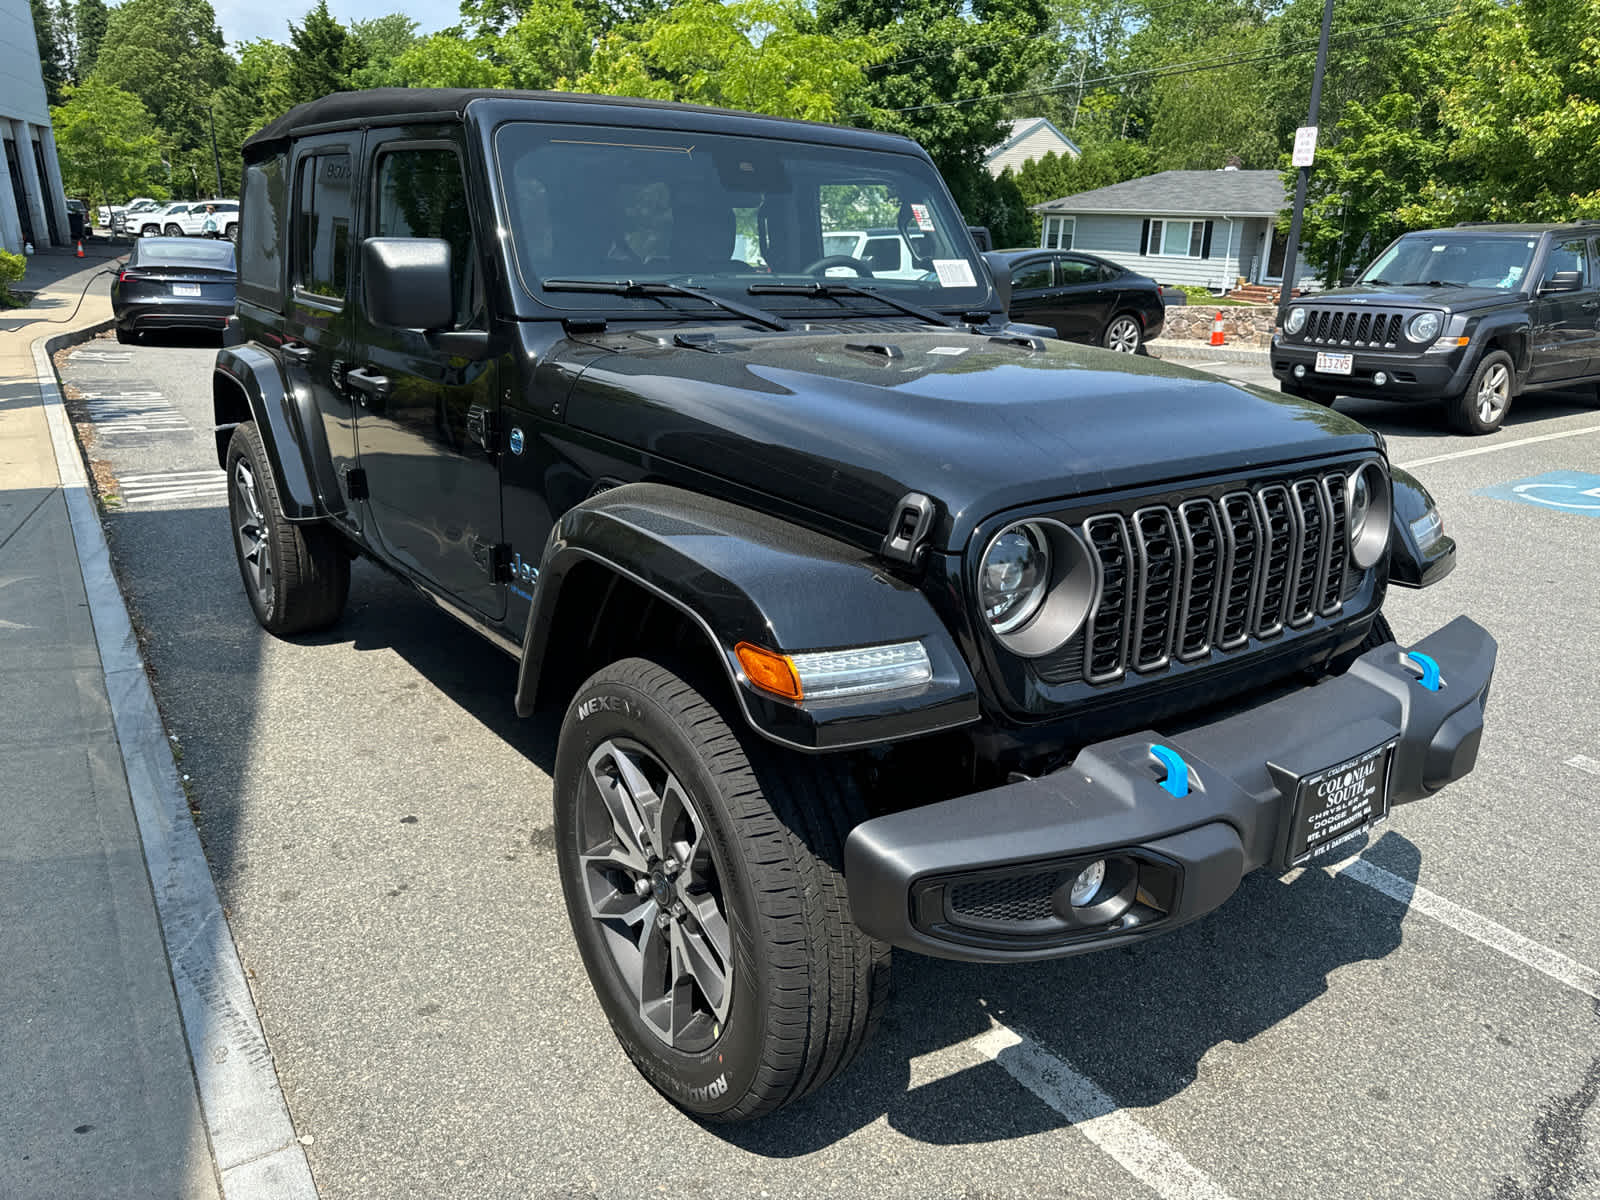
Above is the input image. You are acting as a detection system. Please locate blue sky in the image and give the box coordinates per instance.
[212,0,459,47]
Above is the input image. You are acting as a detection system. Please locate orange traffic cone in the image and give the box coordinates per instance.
[76,239,84,257]
[1209,310,1226,346]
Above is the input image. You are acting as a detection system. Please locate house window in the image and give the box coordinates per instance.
[1042,215,1074,250]
[1149,219,1205,258]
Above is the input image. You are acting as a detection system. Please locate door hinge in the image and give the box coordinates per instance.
[475,540,513,582]
[467,403,500,455]
[341,467,369,500]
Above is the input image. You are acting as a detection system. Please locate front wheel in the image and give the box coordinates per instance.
[140,224,159,238]
[224,422,349,635]
[1102,312,1143,353]
[554,657,889,1121]
[1447,350,1514,434]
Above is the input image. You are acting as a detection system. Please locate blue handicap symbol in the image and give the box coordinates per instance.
[1474,470,1600,517]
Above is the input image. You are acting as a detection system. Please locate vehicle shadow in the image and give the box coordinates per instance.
[1332,384,1599,442]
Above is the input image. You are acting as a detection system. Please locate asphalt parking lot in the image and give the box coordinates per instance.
[59,334,1600,1199]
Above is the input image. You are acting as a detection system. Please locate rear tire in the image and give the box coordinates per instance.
[163,223,183,237]
[554,657,889,1121]
[1102,312,1143,353]
[224,223,237,242]
[224,422,349,636]
[114,326,136,345]
[1446,350,1514,434]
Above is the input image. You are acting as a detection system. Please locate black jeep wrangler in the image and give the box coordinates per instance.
[214,88,1497,1121]
[1273,222,1600,433]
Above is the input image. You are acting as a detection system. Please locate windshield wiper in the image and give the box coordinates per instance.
[541,278,790,331]
[1361,277,1392,286]
[1401,279,1465,288]
[748,281,964,330]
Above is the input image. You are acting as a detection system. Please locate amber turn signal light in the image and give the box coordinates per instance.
[735,642,802,702]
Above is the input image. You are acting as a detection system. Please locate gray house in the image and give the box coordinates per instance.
[1032,169,1288,292]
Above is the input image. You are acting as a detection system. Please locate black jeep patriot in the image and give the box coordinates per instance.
[214,88,1496,1120]
[1273,222,1600,433]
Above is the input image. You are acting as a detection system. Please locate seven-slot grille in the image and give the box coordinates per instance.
[1296,309,1405,348]
[1077,469,1352,685]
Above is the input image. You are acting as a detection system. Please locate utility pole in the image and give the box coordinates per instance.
[208,103,224,197]
[1276,0,1335,324]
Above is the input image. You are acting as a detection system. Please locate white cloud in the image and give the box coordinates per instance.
[212,0,461,48]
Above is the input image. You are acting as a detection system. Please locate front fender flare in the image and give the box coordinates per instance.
[1388,466,1455,588]
[516,484,980,752]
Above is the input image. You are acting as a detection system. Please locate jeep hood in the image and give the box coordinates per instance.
[560,328,1377,549]
[1308,283,1517,310]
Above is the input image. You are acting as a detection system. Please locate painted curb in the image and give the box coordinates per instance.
[1148,341,1272,366]
[33,332,318,1200]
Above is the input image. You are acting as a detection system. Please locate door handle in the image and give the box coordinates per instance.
[346,368,392,401]
[281,342,313,363]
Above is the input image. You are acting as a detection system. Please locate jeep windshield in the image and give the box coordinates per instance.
[1359,233,1538,291]
[493,122,991,318]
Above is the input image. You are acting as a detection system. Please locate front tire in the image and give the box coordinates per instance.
[1102,312,1143,353]
[554,657,889,1121]
[1447,350,1514,434]
[224,422,349,635]
[140,224,159,238]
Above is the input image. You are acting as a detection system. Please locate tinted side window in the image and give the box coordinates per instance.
[294,152,353,300]
[373,148,478,326]
[1012,261,1052,290]
[1098,262,1120,283]
[1056,258,1099,286]
[238,154,286,310]
[1542,238,1590,287]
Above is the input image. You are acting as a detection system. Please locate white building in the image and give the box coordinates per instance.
[0,0,71,253]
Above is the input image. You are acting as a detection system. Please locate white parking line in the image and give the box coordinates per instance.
[1327,856,1600,1001]
[1397,421,1600,469]
[969,1023,1236,1200]
[1564,754,1600,777]
[118,469,228,505]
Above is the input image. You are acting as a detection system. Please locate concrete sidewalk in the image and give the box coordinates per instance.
[0,246,313,1198]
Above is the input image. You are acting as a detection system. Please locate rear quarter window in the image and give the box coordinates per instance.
[238,154,287,311]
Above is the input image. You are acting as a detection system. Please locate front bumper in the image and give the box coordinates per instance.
[845,615,1495,962]
[1271,340,1472,401]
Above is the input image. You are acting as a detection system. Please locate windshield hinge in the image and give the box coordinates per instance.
[563,316,608,335]
[882,492,936,565]
[467,403,500,456]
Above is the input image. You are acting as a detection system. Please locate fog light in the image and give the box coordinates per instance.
[1068,859,1106,906]
[1374,371,1388,386]
[1293,364,1307,379]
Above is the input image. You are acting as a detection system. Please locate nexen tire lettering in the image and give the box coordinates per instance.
[577,696,636,721]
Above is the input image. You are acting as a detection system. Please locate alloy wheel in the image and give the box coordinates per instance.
[1477,362,1510,425]
[1106,316,1141,353]
[578,737,734,1053]
[232,459,274,608]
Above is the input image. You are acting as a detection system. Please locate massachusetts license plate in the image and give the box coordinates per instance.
[172,283,201,297]
[1286,740,1396,866]
[1314,350,1353,375]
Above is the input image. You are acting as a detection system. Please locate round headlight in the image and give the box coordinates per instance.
[1405,311,1442,343]
[1346,462,1392,568]
[980,523,1050,635]
[977,519,1099,657]
[1284,306,1307,335]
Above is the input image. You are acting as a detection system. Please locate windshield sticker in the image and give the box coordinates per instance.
[933,259,977,288]
[927,346,970,356]
[911,204,936,232]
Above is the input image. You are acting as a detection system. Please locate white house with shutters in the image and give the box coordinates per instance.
[1031,169,1288,292]
[984,117,1080,179]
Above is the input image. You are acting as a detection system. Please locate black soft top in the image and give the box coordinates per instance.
[243,88,913,159]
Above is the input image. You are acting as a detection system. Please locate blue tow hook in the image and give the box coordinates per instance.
[1150,745,1190,798]
[1403,650,1442,691]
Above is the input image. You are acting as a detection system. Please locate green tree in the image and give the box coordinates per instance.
[75,0,108,77]
[576,0,883,123]
[94,0,230,157]
[496,0,597,89]
[287,0,367,104]
[392,34,509,87]
[348,14,421,88]
[31,0,69,104]
[50,80,165,213]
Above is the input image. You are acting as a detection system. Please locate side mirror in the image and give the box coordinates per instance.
[363,237,455,329]
[967,225,993,253]
[982,251,1012,313]
[1540,269,1583,294]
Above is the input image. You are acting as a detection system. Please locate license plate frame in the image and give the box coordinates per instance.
[171,283,202,297]
[1314,350,1353,375]
[1285,739,1396,867]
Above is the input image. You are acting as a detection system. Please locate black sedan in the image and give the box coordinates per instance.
[993,248,1165,353]
[111,237,236,344]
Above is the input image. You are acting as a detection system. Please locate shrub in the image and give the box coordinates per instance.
[0,248,25,308]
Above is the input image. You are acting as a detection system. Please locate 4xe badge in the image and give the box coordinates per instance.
[508,427,525,455]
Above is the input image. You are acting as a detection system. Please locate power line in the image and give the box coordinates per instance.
[851,13,1446,117]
